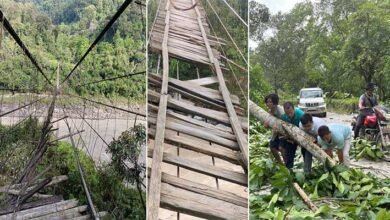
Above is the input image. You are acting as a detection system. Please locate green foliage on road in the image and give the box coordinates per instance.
[351,139,385,161]
[249,121,390,219]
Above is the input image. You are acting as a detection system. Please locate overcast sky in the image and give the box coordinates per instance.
[249,0,307,48]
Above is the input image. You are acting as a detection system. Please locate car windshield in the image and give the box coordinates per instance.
[300,90,322,98]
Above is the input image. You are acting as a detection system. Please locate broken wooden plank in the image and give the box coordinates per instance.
[148,116,239,150]
[149,73,241,105]
[148,134,240,165]
[0,176,68,193]
[186,76,219,86]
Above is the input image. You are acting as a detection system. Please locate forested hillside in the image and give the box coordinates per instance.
[0,0,145,100]
[250,0,390,104]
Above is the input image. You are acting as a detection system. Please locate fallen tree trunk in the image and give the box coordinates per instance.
[249,100,336,167]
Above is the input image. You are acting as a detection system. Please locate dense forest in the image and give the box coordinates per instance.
[148,0,248,108]
[250,0,390,106]
[0,0,145,101]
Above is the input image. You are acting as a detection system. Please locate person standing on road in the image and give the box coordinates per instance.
[299,113,326,173]
[280,102,304,169]
[354,83,378,139]
[318,124,352,166]
[263,94,284,163]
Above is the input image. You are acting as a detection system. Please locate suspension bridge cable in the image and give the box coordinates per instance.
[66,94,146,117]
[147,0,163,44]
[61,0,134,84]
[220,0,247,27]
[204,0,248,65]
[205,10,247,102]
[64,118,99,220]
[0,11,53,86]
[0,98,44,118]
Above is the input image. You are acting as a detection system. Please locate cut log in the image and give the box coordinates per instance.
[249,100,336,167]
[293,182,318,212]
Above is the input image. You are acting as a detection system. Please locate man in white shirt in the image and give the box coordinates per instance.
[299,113,326,173]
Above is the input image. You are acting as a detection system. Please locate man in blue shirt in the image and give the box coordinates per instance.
[318,124,352,166]
[280,102,304,168]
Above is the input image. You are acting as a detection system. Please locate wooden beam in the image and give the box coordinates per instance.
[147,1,171,219]
[186,76,219,86]
[29,205,87,220]
[192,1,248,171]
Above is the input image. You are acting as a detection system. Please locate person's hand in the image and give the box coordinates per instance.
[272,124,278,133]
[264,121,270,128]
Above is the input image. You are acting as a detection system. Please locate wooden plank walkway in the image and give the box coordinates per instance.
[0,176,106,220]
[0,198,107,220]
[148,0,248,219]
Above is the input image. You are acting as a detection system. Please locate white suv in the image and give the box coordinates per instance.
[297,88,327,117]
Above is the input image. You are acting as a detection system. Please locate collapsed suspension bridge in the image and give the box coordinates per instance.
[148,0,248,219]
[0,0,146,219]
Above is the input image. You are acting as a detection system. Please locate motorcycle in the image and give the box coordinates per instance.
[351,106,390,152]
